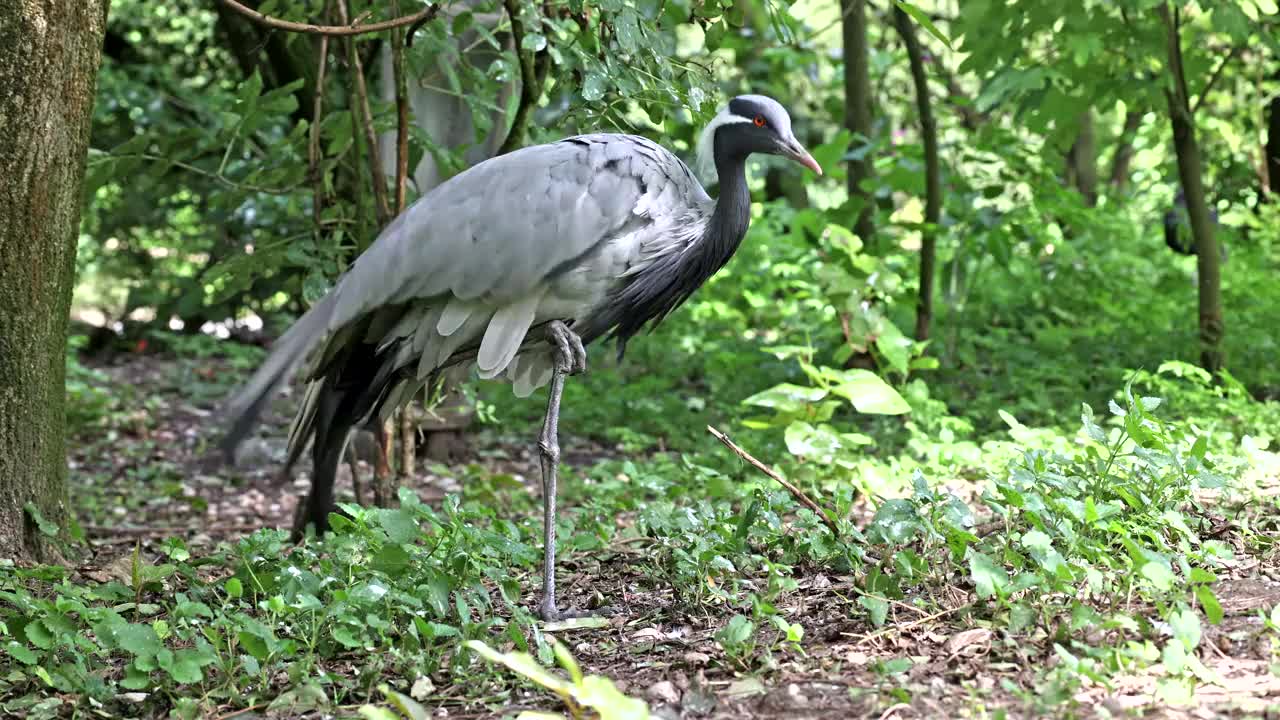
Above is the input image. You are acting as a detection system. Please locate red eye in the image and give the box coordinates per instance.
[753,115,766,127]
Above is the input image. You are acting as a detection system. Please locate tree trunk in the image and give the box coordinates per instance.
[893,7,940,342]
[841,0,877,246]
[1068,109,1098,207]
[0,0,109,561]
[374,4,514,464]
[1108,108,1144,191]
[1159,4,1224,372]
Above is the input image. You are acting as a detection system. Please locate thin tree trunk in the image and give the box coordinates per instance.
[1108,108,1144,190]
[842,0,876,246]
[1159,3,1224,372]
[1070,109,1098,207]
[893,7,940,342]
[0,0,109,561]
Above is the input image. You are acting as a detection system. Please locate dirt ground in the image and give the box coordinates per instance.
[68,354,1280,719]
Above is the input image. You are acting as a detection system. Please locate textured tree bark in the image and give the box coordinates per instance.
[1159,4,1224,372]
[0,0,109,561]
[841,0,877,246]
[893,8,940,343]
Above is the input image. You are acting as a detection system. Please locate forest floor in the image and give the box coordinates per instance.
[59,350,1280,720]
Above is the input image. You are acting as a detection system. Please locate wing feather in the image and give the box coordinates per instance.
[477,291,542,377]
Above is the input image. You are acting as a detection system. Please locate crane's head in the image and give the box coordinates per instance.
[695,94,822,184]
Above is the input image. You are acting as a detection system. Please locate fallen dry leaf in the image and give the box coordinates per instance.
[946,628,992,657]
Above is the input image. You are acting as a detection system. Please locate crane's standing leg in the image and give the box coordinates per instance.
[537,320,590,621]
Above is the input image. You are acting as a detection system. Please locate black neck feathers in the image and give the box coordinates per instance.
[592,134,753,358]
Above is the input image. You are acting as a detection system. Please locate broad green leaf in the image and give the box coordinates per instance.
[830,371,910,415]
[333,626,363,648]
[715,615,755,648]
[1169,608,1201,651]
[858,595,889,627]
[969,551,1008,599]
[378,507,420,544]
[1195,586,1224,625]
[4,641,36,665]
[575,674,651,720]
[465,640,570,693]
[1140,562,1175,592]
[583,73,608,102]
[743,383,829,411]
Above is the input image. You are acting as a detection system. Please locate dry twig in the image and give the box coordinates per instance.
[216,0,438,38]
[706,425,841,537]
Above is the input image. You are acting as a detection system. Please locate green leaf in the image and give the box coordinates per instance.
[378,507,420,545]
[858,595,889,627]
[25,620,54,650]
[115,623,162,659]
[783,421,845,463]
[465,640,570,693]
[225,577,243,599]
[873,321,912,377]
[743,383,829,411]
[333,626,363,648]
[22,503,59,537]
[866,499,922,544]
[381,687,429,720]
[1141,562,1175,592]
[4,641,37,665]
[894,1,953,49]
[237,631,269,661]
[1195,586,1224,625]
[576,674,652,720]
[583,73,608,102]
[1169,608,1201,651]
[551,637,584,686]
[829,371,910,415]
[166,651,205,684]
[969,551,1008,599]
[521,33,548,52]
[121,664,151,690]
[715,615,755,648]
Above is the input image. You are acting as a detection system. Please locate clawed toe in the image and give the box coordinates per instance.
[546,320,588,376]
[538,601,617,622]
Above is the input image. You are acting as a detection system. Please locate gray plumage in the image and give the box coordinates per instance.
[219,94,821,620]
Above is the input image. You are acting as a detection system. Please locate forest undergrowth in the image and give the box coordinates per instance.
[5,216,1280,719]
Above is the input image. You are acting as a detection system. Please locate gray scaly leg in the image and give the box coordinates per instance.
[536,320,598,621]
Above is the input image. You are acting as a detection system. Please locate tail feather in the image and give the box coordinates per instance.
[218,293,339,464]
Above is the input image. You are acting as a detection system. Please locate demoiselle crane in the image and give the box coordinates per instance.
[219,95,822,620]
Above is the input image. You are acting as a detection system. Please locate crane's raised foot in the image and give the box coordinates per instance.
[546,320,587,375]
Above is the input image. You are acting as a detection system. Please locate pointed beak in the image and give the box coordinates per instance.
[785,138,822,175]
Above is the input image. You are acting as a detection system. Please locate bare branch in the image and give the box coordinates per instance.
[497,0,549,156]
[337,0,391,223]
[215,0,439,38]
[707,426,842,538]
[1191,45,1240,115]
[308,3,332,229]
[392,1,411,213]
